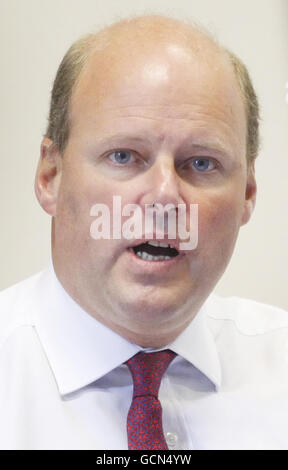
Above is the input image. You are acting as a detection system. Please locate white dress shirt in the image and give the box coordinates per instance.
[0,262,288,450]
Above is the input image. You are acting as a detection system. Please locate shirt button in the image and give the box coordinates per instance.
[166,432,179,448]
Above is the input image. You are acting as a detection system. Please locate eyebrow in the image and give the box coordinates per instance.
[186,139,234,158]
[94,133,234,159]
[95,133,150,146]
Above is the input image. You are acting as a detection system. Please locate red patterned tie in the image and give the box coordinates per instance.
[125,349,177,450]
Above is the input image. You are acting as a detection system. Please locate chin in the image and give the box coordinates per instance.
[116,286,193,324]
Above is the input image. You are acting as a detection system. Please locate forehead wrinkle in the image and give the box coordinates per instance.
[94,96,242,121]
[105,107,238,122]
[97,108,242,146]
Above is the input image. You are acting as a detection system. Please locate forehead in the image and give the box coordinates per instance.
[69,39,246,153]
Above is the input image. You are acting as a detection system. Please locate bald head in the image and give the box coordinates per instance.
[85,15,220,55]
[45,15,259,163]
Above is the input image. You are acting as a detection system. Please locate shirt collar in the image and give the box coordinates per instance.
[34,262,221,395]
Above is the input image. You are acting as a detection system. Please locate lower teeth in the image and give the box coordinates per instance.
[136,251,172,261]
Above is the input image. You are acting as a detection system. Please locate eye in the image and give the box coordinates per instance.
[108,150,134,165]
[191,158,216,172]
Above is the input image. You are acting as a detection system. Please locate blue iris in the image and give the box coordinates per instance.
[192,158,212,171]
[110,151,131,164]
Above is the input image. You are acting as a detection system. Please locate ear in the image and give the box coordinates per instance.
[34,137,63,216]
[241,160,257,226]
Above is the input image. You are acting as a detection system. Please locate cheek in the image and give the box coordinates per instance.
[56,178,125,257]
[54,171,95,251]
[197,192,244,250]
[56,164,109,221]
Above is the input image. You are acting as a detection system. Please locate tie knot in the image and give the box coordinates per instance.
[125,349,176,398]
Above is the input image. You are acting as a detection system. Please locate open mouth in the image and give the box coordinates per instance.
[131,241,180,261]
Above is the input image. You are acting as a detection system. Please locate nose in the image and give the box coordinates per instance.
[140,154,185,209]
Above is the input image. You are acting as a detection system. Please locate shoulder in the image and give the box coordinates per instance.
[0,271,45,346]
[205,292,288,335]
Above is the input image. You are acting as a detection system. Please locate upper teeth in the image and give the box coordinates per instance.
[147,241,173,248]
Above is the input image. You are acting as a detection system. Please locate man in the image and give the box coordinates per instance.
[0,15,288,450]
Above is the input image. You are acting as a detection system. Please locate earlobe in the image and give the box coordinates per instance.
[241,161,257,226]
[34,137,62,216]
